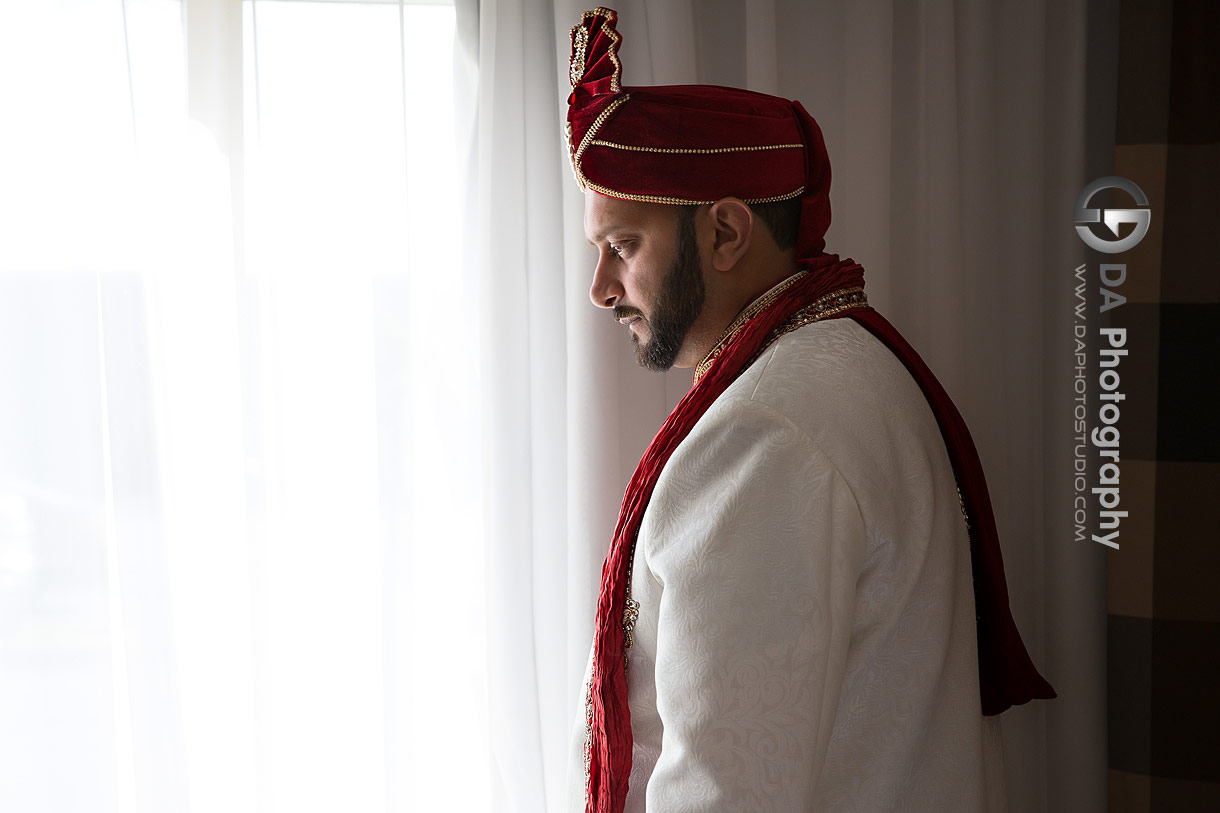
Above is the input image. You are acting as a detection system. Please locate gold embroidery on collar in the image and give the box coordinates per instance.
[694,284,869,383]
[694,272,809,380]
[766,287,868,338]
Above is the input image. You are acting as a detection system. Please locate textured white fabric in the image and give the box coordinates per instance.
[569,318,1004,811]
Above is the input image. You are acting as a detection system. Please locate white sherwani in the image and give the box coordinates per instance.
[569,317,1006,812]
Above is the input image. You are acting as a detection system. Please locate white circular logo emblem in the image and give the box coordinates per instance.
[1074,176,1151,254]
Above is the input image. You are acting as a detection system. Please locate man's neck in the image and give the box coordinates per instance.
[687,266,807,374]
[676,259,801,370]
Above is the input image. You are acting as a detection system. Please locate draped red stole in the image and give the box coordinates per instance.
[846,309,1058,717]
[584,256,1055,813]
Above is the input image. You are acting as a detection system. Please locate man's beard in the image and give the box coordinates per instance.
[615,208,705,372]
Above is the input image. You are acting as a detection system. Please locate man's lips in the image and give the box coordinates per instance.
[614,307,644,327]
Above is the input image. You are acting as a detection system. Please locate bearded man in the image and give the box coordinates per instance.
[564,9,1055,813]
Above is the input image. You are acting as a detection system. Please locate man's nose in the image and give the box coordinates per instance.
[589,252,622,309]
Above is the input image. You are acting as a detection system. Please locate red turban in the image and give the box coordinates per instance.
[566,6,832,257]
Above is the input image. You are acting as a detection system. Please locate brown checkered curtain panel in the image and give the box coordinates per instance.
[1106,1,1220,811]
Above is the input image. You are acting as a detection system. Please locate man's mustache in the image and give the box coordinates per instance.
[613,306,644,322]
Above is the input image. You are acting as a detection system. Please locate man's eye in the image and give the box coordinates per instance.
[609,243,626,257]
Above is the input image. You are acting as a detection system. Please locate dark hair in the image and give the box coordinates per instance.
[747,197,802,251]
[676,197,801,252]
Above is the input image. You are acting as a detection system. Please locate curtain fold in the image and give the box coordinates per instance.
[460,1,1113,810]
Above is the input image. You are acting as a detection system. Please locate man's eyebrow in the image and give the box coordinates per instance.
[586,227,627,246]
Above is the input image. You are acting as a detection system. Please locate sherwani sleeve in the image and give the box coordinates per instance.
[638,397,868,811]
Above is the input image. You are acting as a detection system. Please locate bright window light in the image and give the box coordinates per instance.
[1,1,487,811]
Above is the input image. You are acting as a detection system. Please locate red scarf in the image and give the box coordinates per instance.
[583,256,1055,813]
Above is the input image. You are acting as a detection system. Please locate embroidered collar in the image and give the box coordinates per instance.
[693,270,808,382]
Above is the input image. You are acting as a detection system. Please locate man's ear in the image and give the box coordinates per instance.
[706,198,753,272]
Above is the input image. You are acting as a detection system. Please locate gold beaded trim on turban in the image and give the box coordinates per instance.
[589,140,804,155]
[581,178,805,207]
[569,7,621,92]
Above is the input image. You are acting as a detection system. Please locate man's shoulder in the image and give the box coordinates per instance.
[696,317,946,478]
[725,317,923,422]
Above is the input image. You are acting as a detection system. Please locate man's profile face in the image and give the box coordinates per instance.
[583,192,706,371]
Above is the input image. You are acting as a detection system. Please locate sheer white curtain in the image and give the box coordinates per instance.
[1,1,491,811]
[460,1,1112,811]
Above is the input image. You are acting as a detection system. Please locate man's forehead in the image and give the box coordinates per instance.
[583,191,672,242]
[583,191,625,241]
